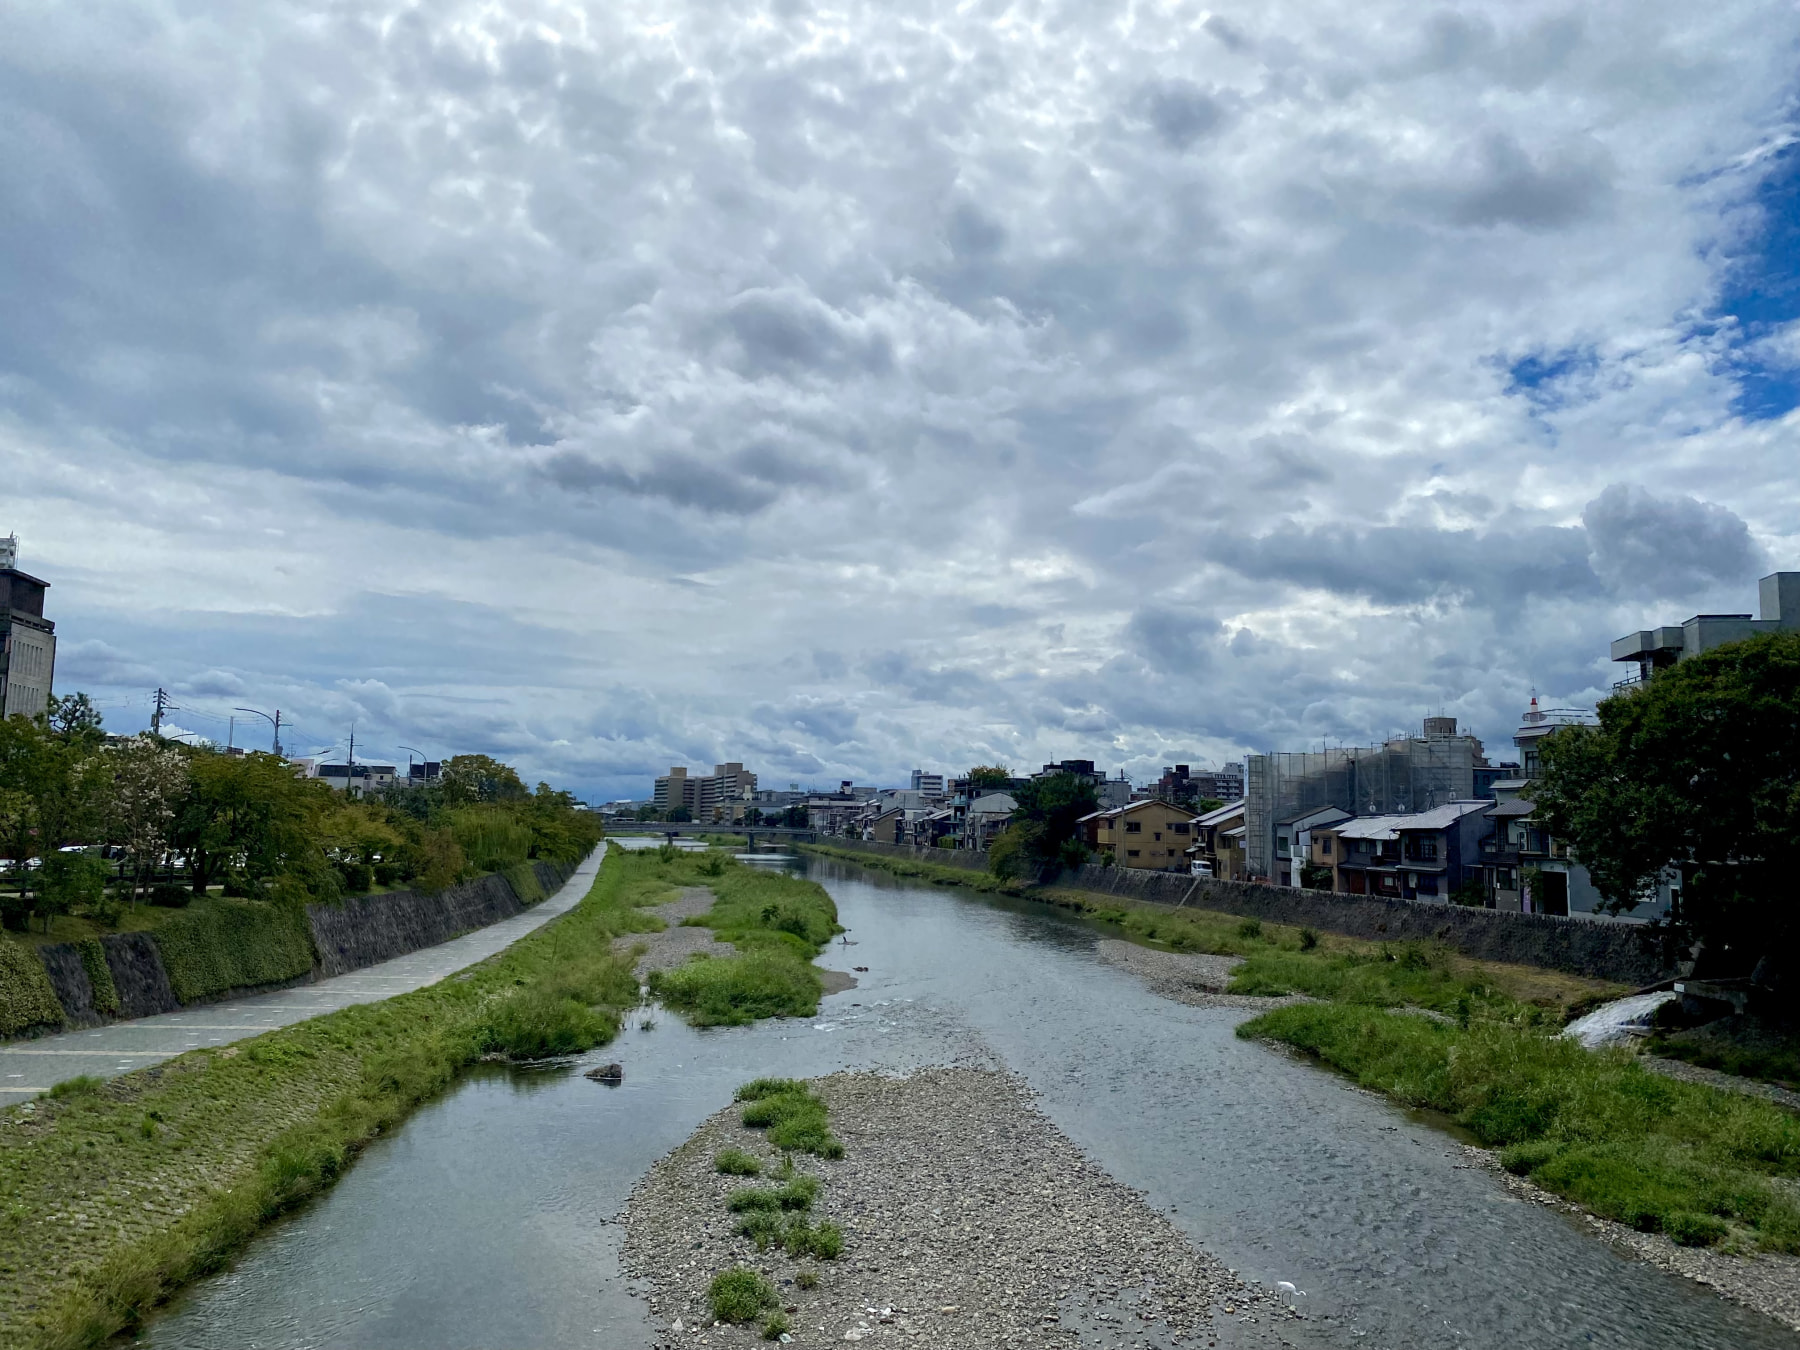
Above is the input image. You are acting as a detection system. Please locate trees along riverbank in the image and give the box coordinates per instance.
[804,843,1800,1258]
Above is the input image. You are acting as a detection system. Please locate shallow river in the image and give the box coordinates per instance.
[133,856,1798,1350]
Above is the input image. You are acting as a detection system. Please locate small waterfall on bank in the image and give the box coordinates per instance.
[1564,990,1677,1048]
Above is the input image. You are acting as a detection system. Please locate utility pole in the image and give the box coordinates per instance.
[347,722,356,797]
[234,707,283,757]
[151,687,171,735]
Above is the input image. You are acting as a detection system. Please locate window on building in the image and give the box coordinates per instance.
[1320,837,1332,856]
[1153,832,1162,841]
[1127,849,1140,858]
[1125,821,1142,834]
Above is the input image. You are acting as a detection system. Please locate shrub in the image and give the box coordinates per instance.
[448,807,533,872]
[715,1148,762,1176]
[1666,1210,1730,1247]
[0,933,67,1036]
[504,862,546,906]
[795,1269,819,1290]
[762,1310,791,1340]
[785,1218,843,1259]
[1237,918,1263,940]
[736,1209,783,1250]
[476,987,618,1060]
[649,949,823,1026]
[153,900,315,1003]
[1298,928,1319,951]
[708,1267,777,1322]
[76,938,121,1017]
[149,884,192,909]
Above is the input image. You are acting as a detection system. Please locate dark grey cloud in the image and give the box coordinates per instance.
[1583,483,1766,598]
[1137,80,1228,151]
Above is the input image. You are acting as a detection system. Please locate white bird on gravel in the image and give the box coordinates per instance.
[1275,1280,1306,1307]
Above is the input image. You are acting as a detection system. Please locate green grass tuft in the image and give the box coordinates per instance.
[708,1267,777,1322]
[714,1148,762,1176]
[737,1082,843,1158]
[45,1075,105,1100]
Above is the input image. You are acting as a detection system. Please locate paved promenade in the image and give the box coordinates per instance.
[0,847,606,1107]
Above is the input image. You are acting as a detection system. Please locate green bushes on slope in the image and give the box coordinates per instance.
[0,934,64,1037]
[151,900,315,1004]
[502,861,547,906]
[1239,1002,1800,1251]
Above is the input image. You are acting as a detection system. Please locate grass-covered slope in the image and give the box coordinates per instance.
[620,847,841,1026]
[0,853,660,1350]
[1239,1002,1800,1252]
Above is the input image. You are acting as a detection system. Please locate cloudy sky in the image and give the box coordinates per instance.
[4,1,1797,801]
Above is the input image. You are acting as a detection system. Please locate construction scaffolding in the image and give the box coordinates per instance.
[1244,720,1484,880]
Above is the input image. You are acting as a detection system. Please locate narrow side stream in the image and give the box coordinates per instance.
[131,857,1799,1350]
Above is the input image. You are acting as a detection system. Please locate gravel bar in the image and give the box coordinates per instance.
[624,1067,1309,1349]
[1093,941,1301,1013]
[619,888,737,977]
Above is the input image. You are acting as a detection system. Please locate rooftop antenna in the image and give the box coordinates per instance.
[0,534,16,570]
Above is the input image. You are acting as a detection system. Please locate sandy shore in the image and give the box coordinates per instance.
[623,1067,1312,1349]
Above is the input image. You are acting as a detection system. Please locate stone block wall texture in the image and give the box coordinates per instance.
[821,839,1675,986]
[37,944,100,1026]
[101,933,181,1019]
[306,859,574,978]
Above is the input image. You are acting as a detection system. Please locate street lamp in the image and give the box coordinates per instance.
[398,745,429,785]
[234,707,283,757]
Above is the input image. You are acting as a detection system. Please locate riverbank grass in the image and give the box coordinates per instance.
[0,849,665,1350]
[1240,1003,1800,1252]
[613,848,841,1026]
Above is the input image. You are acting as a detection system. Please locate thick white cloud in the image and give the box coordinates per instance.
[3,0,1797,797]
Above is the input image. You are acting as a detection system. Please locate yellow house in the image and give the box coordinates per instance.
[1080,800,1200,871]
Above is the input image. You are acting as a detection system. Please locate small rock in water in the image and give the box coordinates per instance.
[586,1062,625,1084]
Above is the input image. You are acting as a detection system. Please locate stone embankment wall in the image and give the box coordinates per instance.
[819,839,1675,986]
[19,858,578,1037]
[308,861,568,977]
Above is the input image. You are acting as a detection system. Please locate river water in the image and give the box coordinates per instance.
[132,855,1798,1350]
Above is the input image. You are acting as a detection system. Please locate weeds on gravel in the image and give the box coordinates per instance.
[714,1148,762,1176]
[1240,1002,1800,1251]
[44,1075,104,1100]
[784,1218,843,1259]
[728,1175,818,1212]
[795,1269,819,1290]
[761,1310,791,1340]
[709,1267,778,1322]
[736,1080,844,1158]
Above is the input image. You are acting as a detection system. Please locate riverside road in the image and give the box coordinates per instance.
[0,848,604,1106]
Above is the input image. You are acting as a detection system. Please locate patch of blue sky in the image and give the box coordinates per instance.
[1711,142,1800,420]
[1503,345,1601,412]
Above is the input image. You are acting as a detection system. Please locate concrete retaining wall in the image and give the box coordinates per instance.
[816,839,1677,986]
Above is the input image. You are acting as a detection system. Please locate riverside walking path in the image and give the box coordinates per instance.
[0,847,606,1107]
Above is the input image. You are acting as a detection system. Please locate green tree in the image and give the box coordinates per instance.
[173,750,331,895]
[48,692,105,742]
[440,754,528,805]
[967,765,1012,789]
[1529,633,1800,995]
[101,735,192,909]
[0,715,104,928]
[993,772,1098,876]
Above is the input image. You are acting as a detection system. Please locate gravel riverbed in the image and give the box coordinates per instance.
[619,888,737,977]
[623,1067,1309,1350]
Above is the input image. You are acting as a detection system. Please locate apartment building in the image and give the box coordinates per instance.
[654,762,759,817]
[1081,799,1201,871]
[0,536,56,721]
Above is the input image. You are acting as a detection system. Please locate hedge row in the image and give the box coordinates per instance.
[0,936,65,1037]
[152,901,316,1005]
